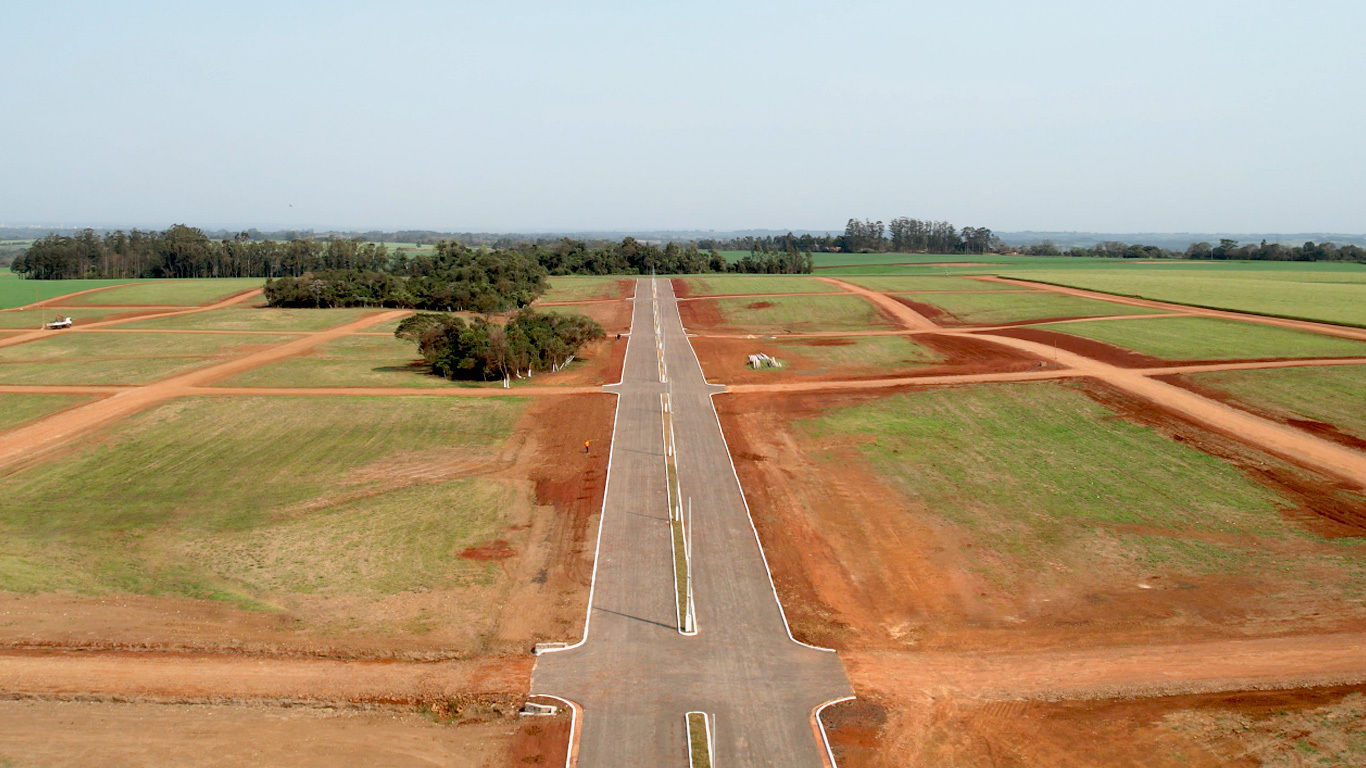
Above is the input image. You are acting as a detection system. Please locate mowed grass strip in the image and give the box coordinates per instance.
[64,278,263,306]
[711,295,896,334]
[118,306,380,332]
[0,395,524,609]
[1038,316,1366,360]
[903,291,1153,325]
[839,275,1022,292]
[0,393,94,431]
[1186,365,1366,440]
[771,335,943,370]
[681,275,830,296]
[799,382,1360,590]
[539,277,630,303]
[0,332,297,385]
[1004,268,1366,327]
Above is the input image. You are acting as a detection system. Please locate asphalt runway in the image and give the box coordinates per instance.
[534,278,852,766]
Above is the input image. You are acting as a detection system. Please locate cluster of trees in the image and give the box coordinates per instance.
[264,243,548,312]
[13,227,814,281]
[396,310,604,381]
[1021,238,1366,263]
[12,226,395,279]
[698,218,1001,254]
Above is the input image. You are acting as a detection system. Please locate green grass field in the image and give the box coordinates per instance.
[0,393,93,431]
[837,275,1022,292]
[680,275,831,296]
[707,295,896,334]
[1038,317,1366,361]
[800,382,1363,591]
[1186,365,1366,440]
[1004,267,1366,327]
[0,395,525,615]
[770,335,942,370]
[219,335,451,388]
[0,273,135,310]
[904,291,1153,325]
[64,278,262,306]
[118,306,378,332]
[539,277,630,303]
[0,332,297,385]
[0,307,134,329]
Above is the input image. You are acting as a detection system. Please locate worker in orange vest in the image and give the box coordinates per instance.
[584,440,591,454]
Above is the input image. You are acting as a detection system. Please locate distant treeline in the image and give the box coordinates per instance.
[11,226,813,280]
[1019,238,1366,263]
[699,218,1002,255]
[396,309,605,381]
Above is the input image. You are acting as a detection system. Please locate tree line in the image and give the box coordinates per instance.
[11,227,813,280]
[698,218,1001,255]
[395,309,604,382]
[1020,238,1366,263]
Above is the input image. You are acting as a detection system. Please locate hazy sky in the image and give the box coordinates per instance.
[2,0,1363,233]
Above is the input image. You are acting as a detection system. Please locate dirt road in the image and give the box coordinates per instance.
[845,632,1366,703]
[0,288,265,350]
[815,277,939,330]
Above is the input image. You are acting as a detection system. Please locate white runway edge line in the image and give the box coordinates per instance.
[663,276,842,654]
[686,711,716,768]
[815,696,857,768]
[532,283,641,655]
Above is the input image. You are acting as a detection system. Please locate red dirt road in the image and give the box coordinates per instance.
[4,282,148,310]
[845,631,1366,702]
[815,277,939,330]
[0,288,265,350]
[0,649,528,705]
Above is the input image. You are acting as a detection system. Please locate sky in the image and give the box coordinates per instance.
[1,0,1363,234]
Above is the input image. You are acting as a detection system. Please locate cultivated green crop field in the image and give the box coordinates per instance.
[64,278,262,306]
[0,393,93,431]
[800,382,1366,595]
[837,275,1022,292]
[706,295,896,334]
[680,275,831,296]
[1003,267,1366,327]
[0,332,296,385]
[0,273,134,310]
[118,306,378,333]
[1039,317,1366,361]
[1186,365,1366,440]
[0,395,525,638]
[903,290,1157,325]
[540,276,631,303]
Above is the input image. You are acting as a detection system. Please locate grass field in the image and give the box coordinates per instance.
[1186,365,1366,440]
[0,393,93,431]
[219,335,453,388]
[539,277,630,303]
[709,295,896,334]
[770,335,942,370]
[1005,267,1366,326]
[798,382,1361,589]
[1039,317,1366,360]
[0,307,133,329]
[0,273,134,310]
[904,290,1154,325]
[0,395,525,612]
[64,279,262,306]
[680,275,830,296]
[837,275,1022,292]
[118,306,378,332]
[0,332,296,385]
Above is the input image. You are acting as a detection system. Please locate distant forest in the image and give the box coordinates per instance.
[1019,238,1366,264]
[10,225,813,281]
[700,218,1001,254]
